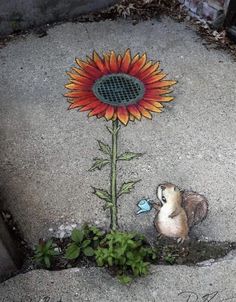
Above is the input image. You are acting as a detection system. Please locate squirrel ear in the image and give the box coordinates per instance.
[160,185,165,190]
[174,186,180,192]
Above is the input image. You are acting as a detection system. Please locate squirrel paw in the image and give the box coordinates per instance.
[177,236,189,244]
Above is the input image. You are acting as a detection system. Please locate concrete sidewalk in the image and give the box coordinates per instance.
[0,251,236,301]
[0,17,236,246]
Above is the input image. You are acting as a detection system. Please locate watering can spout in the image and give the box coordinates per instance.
[137,208,148,214]
[136,198,153,215]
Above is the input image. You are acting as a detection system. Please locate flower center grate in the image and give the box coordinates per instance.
[92,73,145,106]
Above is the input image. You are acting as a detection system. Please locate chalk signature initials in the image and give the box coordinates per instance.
[178,290,236,302]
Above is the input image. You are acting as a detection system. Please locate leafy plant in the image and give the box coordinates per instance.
[65,225,104,260]
[95,230,157,283]
[118,274,133,285]
[162,246,178,265]
[34,239,59,268]
[164,253,176,264]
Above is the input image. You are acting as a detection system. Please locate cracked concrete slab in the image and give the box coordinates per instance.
[0,252,236,301]
[0,18,236,245]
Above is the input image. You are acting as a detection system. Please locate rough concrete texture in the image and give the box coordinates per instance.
[0,251,236,301]
[0,0,117,36]
[0,18,236,245]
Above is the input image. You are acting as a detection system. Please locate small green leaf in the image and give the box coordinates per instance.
[44,256,51,268]
[92,187,111,203]
[97,140,111,155]
[83,247,94,257]
[118,180,141,197]
[82,239,91,248]
[71,229,84,243]
[118,152,143,161]
[126,251,134,260]
[45,239,53,250]
[118,275,133,285]
[89,158,110,172]
[96,257,104,266]
[108,256,113,266]
[65,243,80,260]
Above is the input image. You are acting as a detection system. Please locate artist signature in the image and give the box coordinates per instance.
[178,291,236,302]
[1,291,236,302]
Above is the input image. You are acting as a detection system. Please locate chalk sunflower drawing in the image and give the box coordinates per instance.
[65,49,176,230]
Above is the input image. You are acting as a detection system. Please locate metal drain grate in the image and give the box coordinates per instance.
[92,73,145,106]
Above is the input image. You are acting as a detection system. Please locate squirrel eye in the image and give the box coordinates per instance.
[162,196,167,203]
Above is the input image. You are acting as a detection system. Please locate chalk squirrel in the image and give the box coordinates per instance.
[137,182,208,243]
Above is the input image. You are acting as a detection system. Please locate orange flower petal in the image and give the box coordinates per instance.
[84,65,103,78]
[75,58,88,68]
[96,111,106,119]
[137,105,152,119]
[93,51,108,73]
[86,56,97,67]
[69,98,94,109]
[138,62,160,80]
[72,67,94,79]
[76,58,102,78]
[144,73,167,84]
[130,53,140,68]
[146,81,173,90]
[65,91,95,98]
[144,99,163,108]
[103,53,111,72]
[129,114,135,122]
[139,100,162,113]
[154,80,177,88]
[127,105,141,120]
[110,51,118,73]
[138,60,152,74]
[117,55,122,70]
[120,49,131,73]
[105,105,115,120]
[70,79,93,87]
[129,53,147,76]
[117,106,129,125]
[66,81,92,91]
[156,96,174,102]
[112,112,117,121]
[65,83,82,90]
[79,100,102,112]
[67,72,94,85]
[88,103,108,117]
[144,89,171,98]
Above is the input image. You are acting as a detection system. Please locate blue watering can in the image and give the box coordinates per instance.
[137,198,153,214]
